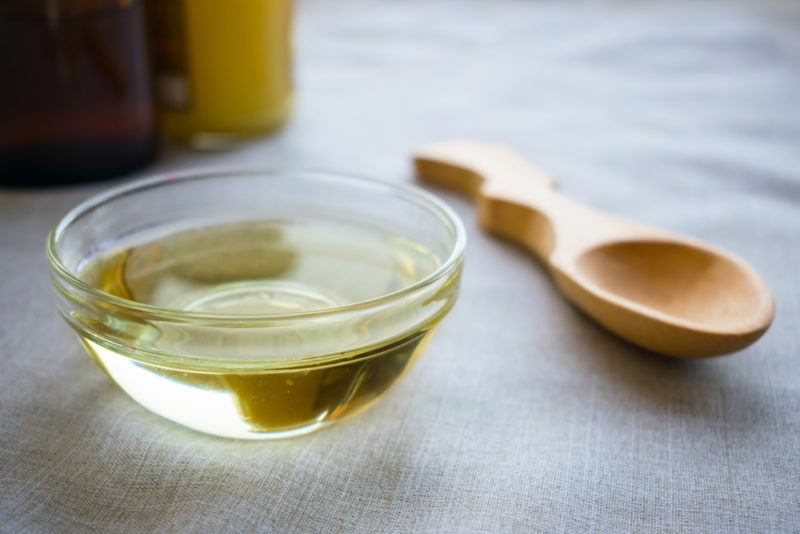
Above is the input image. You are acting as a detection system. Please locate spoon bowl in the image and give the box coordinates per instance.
[575,240,769,330]
[556,239,774,356]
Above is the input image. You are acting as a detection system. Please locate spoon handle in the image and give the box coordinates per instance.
[414,140,651,265]
[414,140,557,193]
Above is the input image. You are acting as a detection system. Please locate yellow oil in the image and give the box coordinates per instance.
[148,0,293,144]
[78,220,452,439]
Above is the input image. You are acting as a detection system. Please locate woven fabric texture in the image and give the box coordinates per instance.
[2,0,799,531]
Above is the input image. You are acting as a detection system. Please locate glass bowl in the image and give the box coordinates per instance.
[47,170,465,439]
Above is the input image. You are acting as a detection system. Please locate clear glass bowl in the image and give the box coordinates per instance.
[48,170,465,439]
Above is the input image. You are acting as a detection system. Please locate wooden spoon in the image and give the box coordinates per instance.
[414,140,774,357]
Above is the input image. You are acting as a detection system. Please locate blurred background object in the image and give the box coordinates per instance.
[0,0,157,185]
[0,0,294,185]
[147,0,293,149]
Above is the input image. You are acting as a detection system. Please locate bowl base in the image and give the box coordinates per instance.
[79,324,437,439]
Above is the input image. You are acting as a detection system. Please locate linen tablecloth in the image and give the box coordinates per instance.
[2,0,799,531]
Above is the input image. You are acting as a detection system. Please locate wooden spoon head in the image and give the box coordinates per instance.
[552,239,775,357]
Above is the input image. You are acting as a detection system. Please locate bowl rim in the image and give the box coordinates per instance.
[47,168,466,325]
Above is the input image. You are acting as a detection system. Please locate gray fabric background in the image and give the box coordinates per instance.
[2,0,800,531]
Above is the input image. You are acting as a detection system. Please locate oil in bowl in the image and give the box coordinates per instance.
[80,220,450,437]
[49,171,464,439]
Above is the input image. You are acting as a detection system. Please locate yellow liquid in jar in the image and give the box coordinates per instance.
[77,220,457,439]
[151,0,293,144]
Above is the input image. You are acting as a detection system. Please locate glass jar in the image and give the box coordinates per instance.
[0,0,157,185]
[147,0,293,148]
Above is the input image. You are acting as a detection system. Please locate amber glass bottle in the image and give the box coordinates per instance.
[0,0,157,185]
